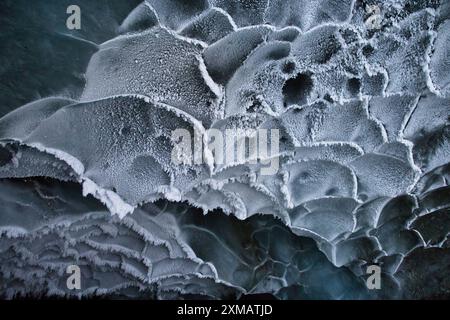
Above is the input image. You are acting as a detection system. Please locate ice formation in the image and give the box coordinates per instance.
[0,0,449,299]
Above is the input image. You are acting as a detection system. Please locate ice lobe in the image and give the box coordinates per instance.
[145,0,210,31]
[118,2,159,34]
[82,27,222,126]
[0,95,211,216]
[180,8,236,44]
[429,19,450,96]
[0,0,449,299]
[265,0,354,31]
[211,0,269,27]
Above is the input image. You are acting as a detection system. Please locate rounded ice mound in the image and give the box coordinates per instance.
[0,0,449,299]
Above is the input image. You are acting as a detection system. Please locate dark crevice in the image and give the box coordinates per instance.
[283,72,314,107]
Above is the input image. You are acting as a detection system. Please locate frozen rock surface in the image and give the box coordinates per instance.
[0,0,449,299]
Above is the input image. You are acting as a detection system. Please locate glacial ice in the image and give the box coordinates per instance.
[0,0,449,299]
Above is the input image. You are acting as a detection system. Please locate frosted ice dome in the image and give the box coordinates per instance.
[0,0,449,299]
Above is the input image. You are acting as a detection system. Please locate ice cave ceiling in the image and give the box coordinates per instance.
[0,0,449,299]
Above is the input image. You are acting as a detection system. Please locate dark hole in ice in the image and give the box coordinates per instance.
[120,126,132,135]
[283,73,314,107]
[347,78,361,96]
[0,147,13,166]
[362,44,374,57]
[323,93,334,103]
[281,60,296,74]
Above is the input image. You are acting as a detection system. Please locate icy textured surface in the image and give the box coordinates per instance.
[0,0,449,299]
